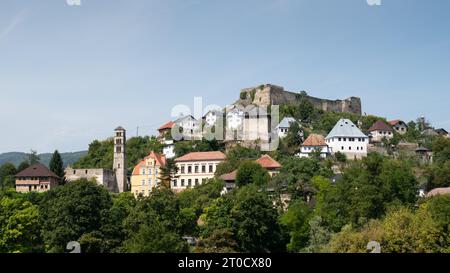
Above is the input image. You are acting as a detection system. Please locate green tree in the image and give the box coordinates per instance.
[122,188,192,253]
[235,161,270,187]
[0,163,17,191]
[49,150,64,179]
[159,158,179,189]
[0,197,43,253]
[17,161,30,172]
[40,179,113,252]
[280,200,312,252]
[28,150,40,165]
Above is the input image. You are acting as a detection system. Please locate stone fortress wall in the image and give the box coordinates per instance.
[239,84,362,115]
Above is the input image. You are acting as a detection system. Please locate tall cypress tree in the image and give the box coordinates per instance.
[49,150,64,179]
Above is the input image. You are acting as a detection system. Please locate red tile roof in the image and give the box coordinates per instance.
[256,154,281,169]
[389,120,402,126]
[132,151,167,175]
[368,120,393,132]
[220,170,237,182]
[16,163,60,179]
[302,134,326,146]
[158,121,175,131]
[175,151,226,162]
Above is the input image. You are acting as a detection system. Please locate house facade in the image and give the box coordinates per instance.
[130,151,167,197]
[172,151,226,193]
[275,117,301,139]
[325,119,369,160]
[298,134,331,158]
[368,120,394,142]
[15,163,60,193]
[389,120,408,135]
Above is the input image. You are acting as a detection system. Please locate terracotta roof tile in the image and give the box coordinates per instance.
[158,121,175,131]
[256,154,281,169]
[302,134,326,146]
[175,151,226,162]
[132,151,167,175]
[220,170,237,181]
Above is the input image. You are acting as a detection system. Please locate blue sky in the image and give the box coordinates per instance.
[0,0,449,153]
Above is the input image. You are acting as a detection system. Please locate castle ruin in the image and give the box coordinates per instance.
[237,84,362,115]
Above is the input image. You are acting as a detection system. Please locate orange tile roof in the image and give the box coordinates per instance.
[302,134,326,146]
[175,151,226,162]
[256,154,281,169]
[158,121,175,131]
[132,151,167,175]
[220,170,237,181]
[389,120,401,126]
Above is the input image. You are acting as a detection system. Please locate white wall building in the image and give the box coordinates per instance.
[298,134,331,158]
[172,151,226,193]
[275,117,302,139]
[325,119,369,160]
[368,120,394,143]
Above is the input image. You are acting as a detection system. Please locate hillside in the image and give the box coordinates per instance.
[0,151,87,168]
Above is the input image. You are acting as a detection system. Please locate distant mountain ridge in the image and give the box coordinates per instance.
[0,151,87,168]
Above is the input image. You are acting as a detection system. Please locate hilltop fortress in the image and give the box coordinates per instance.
[236,84,362,115]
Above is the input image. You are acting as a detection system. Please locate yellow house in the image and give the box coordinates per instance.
[131,151,167,197]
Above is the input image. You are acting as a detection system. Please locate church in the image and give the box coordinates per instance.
[65,127,128,193]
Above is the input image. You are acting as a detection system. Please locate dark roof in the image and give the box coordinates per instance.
[15,163,60,179]
[115,126,125,131]
[368,120,393,132]
[436,128,449,135]
[416,147,431,152]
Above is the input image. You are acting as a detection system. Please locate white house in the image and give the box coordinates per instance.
[368,120,394,143]
[275,117,302,139]
[298,134,331,158]
[389,120,408,135]
[325,119,369,160]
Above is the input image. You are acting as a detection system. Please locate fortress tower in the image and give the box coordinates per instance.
[113,126,127,192]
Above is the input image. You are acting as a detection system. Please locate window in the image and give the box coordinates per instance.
[73,170,76,175]
[188,179,192,188]
[149,168,152,175]
[195,179,199,186]
[181,179,185,187]
[202,165,206,173]
[349,147,352,150]
[209,165,213,173]
[142,180,145,186]
[85,170,88,174]
[173,180,177,187]
[118,164,121,169]
[357,147,359,151]
[338,138,342,141]
[195,166,199,173]
[141,168,146,175]
[181,166,185,174]
[188,166,192,174]
[116,147,122,153]
[341,146,344,150]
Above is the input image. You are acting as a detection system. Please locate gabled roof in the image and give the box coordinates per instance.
[276,117,298,129]
[326,119,367,139]
[436,128,449,135]
[256,154,281,169]
[175,151,226,162]
[220,170,237,182]
[302,134,327,146]
[158,121,175,131]
[174,115,198,124]
[132,151,167,175]
[368,120,393,132]
[389,120,406,126]
[16,163,60,179]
